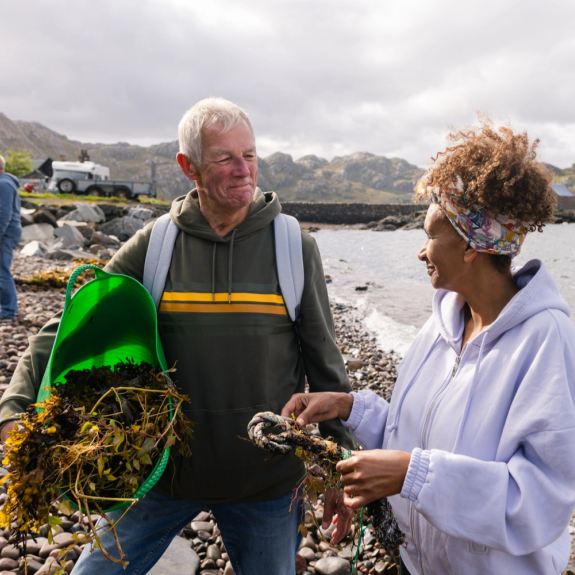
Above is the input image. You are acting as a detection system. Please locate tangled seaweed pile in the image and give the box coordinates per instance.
[0,361,194,567]
[14,258,101,291]
[248,412,405,565]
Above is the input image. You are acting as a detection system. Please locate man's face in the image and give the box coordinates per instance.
[178,120,258,212]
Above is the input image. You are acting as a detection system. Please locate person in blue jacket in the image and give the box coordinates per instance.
[283,121,575,575]
[0,155,22,320]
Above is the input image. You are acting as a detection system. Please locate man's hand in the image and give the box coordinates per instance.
[336,450,411,509]
[0,421,16,446]
[323,487,354,545]
[281,392,354,427]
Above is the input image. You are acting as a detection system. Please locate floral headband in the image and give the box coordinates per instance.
[415,175,527,258]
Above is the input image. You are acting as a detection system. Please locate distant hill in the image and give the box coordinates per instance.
[0,112,427,203]
[544,162,575,193]
[3,112,573,202]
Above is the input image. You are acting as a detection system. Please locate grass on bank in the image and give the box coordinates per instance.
[18,190,170,206]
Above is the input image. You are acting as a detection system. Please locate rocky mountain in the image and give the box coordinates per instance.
[0,112,427,203]
[10,112,571,202]
[545,162,575,191]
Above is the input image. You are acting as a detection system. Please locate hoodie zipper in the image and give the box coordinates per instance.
[411,350,465,575]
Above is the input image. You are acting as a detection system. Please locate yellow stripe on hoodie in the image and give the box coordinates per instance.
[159,292,287,315]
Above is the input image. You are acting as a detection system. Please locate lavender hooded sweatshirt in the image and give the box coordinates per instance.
[343,260,575,575]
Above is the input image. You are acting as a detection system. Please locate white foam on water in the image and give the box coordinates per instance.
[315,226,575,354]
[362,308,420,357]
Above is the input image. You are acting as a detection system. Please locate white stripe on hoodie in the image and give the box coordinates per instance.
[343,260,575,575]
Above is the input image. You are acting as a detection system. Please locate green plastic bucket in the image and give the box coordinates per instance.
[37,264,171,511]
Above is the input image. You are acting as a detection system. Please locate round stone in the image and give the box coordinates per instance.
[206,544,221,560]
[313,556,351,575]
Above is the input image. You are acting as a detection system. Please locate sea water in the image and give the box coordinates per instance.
[315,224,575,355]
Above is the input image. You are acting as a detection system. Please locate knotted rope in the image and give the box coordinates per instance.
[247,412,405,563]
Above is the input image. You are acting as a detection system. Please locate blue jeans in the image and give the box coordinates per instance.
[0,237,18,319]
[72,489,303,575]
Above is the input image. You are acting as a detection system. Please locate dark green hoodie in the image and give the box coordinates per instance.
[0,190,353,503]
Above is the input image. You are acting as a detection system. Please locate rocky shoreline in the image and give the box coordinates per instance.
[0,210,574,573]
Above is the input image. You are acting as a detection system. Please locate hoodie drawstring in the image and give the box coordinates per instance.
[211,243,217,303]
[386,333,441,435]
[452,331,489,453]
[228,229,237,303]
[210,230,238,304]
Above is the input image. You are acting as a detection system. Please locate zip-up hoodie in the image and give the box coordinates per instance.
[343,260,575,575]
[0,172,22,242]
[0,189,353,503]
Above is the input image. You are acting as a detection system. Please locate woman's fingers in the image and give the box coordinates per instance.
[343,492,370,509]
[336,455,357,474]
[281,392,349,426]
[280,394,308,419]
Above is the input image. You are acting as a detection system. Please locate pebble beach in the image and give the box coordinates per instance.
[0,226,574,574]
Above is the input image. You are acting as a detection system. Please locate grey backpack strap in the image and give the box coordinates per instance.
[143,213,180,308]
[274,213,304,322]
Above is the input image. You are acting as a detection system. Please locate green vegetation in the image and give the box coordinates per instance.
[17,190,170,207]
[1,147,34,178]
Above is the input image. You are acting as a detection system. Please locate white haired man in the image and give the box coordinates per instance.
[0,99,354,574]
[0,155,22,321]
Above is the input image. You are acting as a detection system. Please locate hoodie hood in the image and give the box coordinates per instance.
[433,259,570,351]
[168,187,282,303]
[0,173,20,187]
[169,187,281,243]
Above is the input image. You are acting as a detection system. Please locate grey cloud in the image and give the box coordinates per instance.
[1,0,575,167]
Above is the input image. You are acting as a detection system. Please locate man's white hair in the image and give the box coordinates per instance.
[0,155,5,170]
[178,97,254,167]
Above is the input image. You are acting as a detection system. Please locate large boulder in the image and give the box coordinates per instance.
[61,203,105,224]
[54,225,86,245]
[20,209,35,227]
[148,535,200,575]
[21,223,55,243]
[33,207,58,227]
[98,203,125,221]
[100,216,144,242]
[128,207,154,220]
[47,248,97,261]
[89,231,120,248]
[20,241,48,257]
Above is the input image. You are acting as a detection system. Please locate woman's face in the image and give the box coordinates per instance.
[418,204,468,290]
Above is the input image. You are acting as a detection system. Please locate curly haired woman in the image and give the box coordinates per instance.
[283,121,575,574]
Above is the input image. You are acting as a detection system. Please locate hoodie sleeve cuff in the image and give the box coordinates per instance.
[400,448,431,502]
[341,392,364,430]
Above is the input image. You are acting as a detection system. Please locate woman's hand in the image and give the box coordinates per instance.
[336,450,411,509]
[281,392,354,427]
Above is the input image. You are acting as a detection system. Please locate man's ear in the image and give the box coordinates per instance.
[177,153,200,182]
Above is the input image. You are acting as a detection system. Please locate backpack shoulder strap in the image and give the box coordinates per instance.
[274,213,304,323]
[143,213,180,308]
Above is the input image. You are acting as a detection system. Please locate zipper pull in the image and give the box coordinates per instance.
[451,356,461,378]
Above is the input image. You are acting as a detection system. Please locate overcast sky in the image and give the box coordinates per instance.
[2,0,575,167]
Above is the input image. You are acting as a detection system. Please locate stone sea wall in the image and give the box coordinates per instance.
[280,202,424,224]
[281,200,575,224]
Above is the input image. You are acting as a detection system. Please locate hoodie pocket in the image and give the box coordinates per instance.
[468,542,489,555]
[162,403,304,502]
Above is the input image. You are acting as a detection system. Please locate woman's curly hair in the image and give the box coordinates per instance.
[421,119,556,232]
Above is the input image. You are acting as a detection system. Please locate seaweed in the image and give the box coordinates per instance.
[0,360,194,571]
[248,412,405,563]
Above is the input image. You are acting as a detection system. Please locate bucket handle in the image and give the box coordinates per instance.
[65,264,107,310]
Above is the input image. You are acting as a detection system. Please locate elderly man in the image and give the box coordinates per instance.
[0,99,353,575]
[0,155,22,321]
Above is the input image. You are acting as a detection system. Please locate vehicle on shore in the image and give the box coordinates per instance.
[47,159,156,199]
